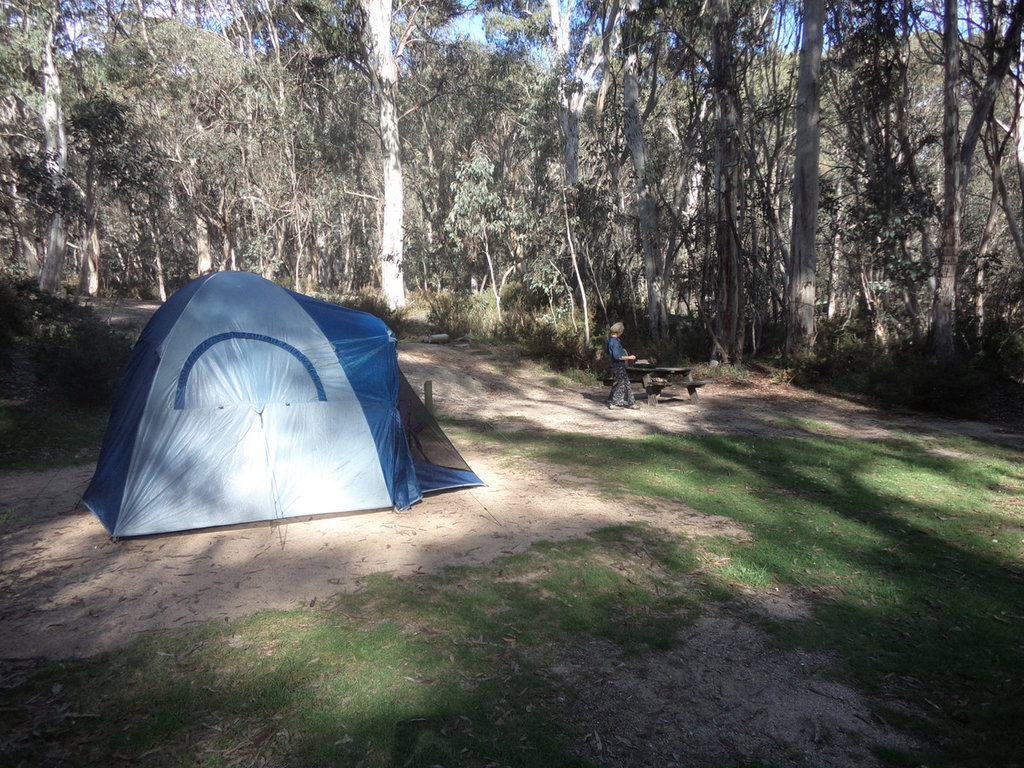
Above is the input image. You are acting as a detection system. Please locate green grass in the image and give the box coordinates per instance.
[2,419,1023,767]
[0,527,698,767]
[458,426,1024,768]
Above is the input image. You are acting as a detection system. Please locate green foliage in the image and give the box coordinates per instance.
[643,319,712,367]
[0,279,25,362]
[321,288,414,340]
[787,319,1024,420]
[980,318,1024,383]
[497,309,595,370]
[0,277,134,407]
[34,316,134,406]
[424,291,493,339]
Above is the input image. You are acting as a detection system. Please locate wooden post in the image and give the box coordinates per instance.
[424,379,433,415]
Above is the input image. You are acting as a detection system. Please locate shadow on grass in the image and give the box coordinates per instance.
[491,428,1024,768]
[2,429,1022,768]
[0,525,696,767]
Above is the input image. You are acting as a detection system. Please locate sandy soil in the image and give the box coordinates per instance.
[3,336,1021,766]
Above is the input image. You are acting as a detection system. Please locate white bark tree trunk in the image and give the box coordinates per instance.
[548,0,620,187]
[78,147,101,296]
[934,0,1023,361]
[38,14,68,294]
[196,214,213,274]
[623,1,665,338]
[361,0,406,309]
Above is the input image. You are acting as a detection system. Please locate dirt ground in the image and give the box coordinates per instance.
[3,333,1022,766]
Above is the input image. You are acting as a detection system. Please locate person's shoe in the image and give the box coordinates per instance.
[606,402,615,410]
[621,403,638,409]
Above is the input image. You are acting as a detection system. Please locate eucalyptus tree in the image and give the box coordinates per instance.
[357,0,407,308]
[786,0,823,357]
[708,0,746,361]
[67,94,167,296]
[546,0,622,188]
[36,4,70,294]
[740,4,798,350]
[0,0,48,276]
[824,0,942,343]
[107,19,266,280]
[621,0,666,338]
[402,39,558,301]
[934,0,1024,361]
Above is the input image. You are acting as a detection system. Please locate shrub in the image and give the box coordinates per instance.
[425,291,493,339]
[0,279,22,363]
[0,278,134,405]
[789,323,1010,420]
[497,310,594,371]
[981,319,1024,383]
[324,288,414,339]
[35,316,134,406]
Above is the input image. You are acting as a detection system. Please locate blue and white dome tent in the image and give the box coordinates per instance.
[83,271,483,537]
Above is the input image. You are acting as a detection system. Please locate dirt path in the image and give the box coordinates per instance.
[4,338,1019,766]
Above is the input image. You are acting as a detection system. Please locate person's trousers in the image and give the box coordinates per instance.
[609,367,635,406]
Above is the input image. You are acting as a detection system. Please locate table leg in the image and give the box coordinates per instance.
[685,372,700,402]
[642,373,656,406]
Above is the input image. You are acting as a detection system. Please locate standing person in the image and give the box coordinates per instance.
[606,322,637,409]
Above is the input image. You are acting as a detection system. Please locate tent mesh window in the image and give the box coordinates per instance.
[398,372,474,472]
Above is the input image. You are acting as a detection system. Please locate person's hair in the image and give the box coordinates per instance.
[610,322,625,334]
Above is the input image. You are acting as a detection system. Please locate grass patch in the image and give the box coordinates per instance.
[0,527,698,767]
[0,399,108,469]
[463,427,1024,767]
[3,419,1023,766]
[772,415,837,434]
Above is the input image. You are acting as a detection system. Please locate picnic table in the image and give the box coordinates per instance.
[601,363,713,406]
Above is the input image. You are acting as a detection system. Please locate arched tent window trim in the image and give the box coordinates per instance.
[174,332,327,409]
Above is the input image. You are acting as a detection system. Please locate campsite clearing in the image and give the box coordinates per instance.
[3,337,1023,768]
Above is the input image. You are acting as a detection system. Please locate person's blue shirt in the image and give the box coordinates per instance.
[608,336,628,368]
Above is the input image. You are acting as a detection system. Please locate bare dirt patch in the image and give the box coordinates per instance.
[4,337,1018,765]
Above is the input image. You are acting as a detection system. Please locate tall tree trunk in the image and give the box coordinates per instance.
[785,0,824,359]
[710,0,744,362]
[549,0,620,187]
[78,147,100,296]
[360,0,406,309]
[623,1,666,338]
[6,173,40,276]
[196,214,213,274]
[563,189,591,345]
[148,220,167,302]
[38,13,68,294]
[934,0,961,362]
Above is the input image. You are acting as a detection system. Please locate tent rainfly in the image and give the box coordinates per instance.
[82,271,482,537]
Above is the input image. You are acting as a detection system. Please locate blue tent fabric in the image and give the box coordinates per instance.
[83,271,482,537]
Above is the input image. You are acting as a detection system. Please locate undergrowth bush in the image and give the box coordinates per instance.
[497,309,595,370]
[790,322,1006,418]
[981,318,1024,383]
[35,317,134,405]
[321,288,414,339]
[0,279,24,363]
[425,291,493,339]
[643,321,711,367]
[0,277,134,405]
